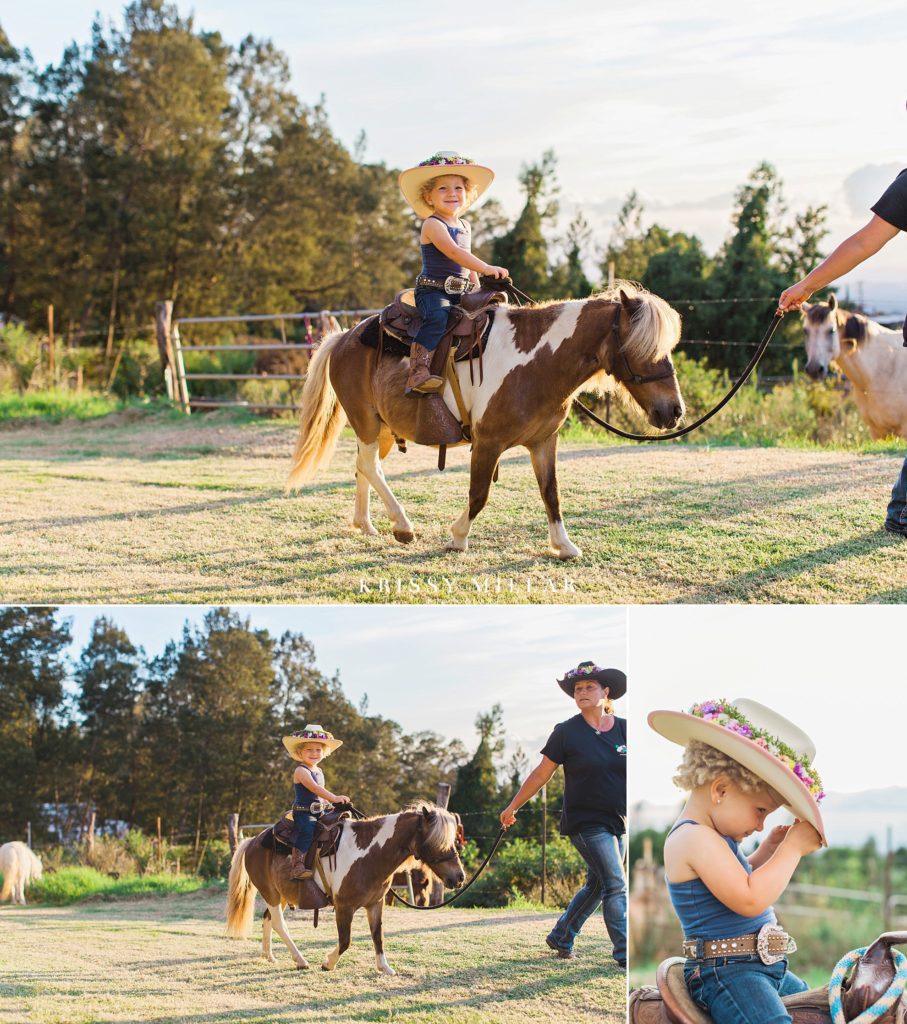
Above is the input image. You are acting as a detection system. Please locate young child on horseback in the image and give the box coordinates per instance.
[282,725,349,881]
[648,699,825,1024]
[398,151,509,395]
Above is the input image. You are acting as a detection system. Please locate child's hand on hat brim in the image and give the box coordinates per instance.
[783,819,822,856]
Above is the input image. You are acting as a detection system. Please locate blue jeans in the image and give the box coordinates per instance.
[685,955,808,1024]
[414,286,461,352]
[885,457,907,532]
[547,826,626,965]
[292,810,318,854]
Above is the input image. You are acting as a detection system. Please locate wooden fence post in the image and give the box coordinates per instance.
[156,816,163,873]
[431,783,453,905]
[87,810,96,858]
[47,304,55,383]
[227,813,239,854]
[154,301,175,401]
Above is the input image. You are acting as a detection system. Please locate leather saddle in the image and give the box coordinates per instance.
[378,286,506,368]
[629,932,907,1024]
[265,806,353,922]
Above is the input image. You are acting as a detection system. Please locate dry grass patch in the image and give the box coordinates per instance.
[0,888,623,1023]
[0,411,904,603]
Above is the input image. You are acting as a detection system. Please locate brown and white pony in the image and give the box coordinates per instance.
[287,282,685,559]
[802,294,907,439]
[0,841,43,905]
[225,804,464,975]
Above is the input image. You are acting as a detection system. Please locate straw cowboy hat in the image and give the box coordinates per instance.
[557,661,627,700]
[282,724,343,761]
[648,698,826,841]
[399,151,495,219]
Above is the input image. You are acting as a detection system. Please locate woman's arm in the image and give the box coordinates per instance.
[779,215,900,310]
[422,218,509,277]
[500,756,558,826]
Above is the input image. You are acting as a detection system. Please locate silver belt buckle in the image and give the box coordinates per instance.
[309,800,325,814]
[444,275,468,295]
[756,924,793,965]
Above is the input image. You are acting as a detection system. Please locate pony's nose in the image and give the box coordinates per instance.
[672,403,684,421]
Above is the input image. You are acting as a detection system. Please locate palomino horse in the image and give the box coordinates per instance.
[287,282,685,559]
[0,841,43,905]
[802,295,907,440]
[225,804,464,975]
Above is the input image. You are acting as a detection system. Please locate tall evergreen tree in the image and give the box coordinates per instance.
[450,705,506,844]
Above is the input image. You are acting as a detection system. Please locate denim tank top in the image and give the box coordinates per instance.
[293,765,325,810]
[420,215,470,279]
[666,819,778,938]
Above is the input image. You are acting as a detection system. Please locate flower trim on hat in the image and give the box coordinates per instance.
[289,726,334,743]
[563,662,604,681]
[418,152,476,168]
[689,700,825,803]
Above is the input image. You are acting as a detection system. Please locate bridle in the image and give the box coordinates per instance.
[608,302,677,387]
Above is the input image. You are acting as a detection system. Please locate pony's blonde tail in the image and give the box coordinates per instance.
[225,839,257,939]
[286,331,348,491]
[0,850,19,902]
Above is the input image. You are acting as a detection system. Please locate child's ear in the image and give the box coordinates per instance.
[710,777,728,804]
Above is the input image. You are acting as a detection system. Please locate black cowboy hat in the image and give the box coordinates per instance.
[557,662,627,700]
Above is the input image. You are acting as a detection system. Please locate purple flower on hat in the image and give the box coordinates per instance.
[726,722,753,738]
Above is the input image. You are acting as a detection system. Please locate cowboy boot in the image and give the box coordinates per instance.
[405,343,445,395]
[290,847,313,881]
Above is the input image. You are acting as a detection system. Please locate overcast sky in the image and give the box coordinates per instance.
[628,605,903,806]
[61,604,627,761]
[5,1,907,308]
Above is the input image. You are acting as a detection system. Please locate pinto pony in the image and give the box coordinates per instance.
[225,804,464,975]
[0,841,43,905]
[287,283,685,559]
[802,295,907,440]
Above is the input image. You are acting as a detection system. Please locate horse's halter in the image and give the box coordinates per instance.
[610,302,677,386]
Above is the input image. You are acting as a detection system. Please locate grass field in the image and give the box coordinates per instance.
[1,409,905,604]
[0,888,623,1024]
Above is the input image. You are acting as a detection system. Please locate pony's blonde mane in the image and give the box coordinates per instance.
[597,280,681,363]
[405,801,457,857]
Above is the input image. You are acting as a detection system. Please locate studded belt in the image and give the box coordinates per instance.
[416,274,473,294]
[683,924,797,965]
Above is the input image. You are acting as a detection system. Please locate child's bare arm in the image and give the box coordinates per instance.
[422,218,509,277]
[681,822,820,917]
[294,768,349,804]
[748,825,789,869]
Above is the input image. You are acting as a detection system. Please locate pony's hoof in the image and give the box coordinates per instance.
[393,529,414,544]
[445,540,468,553]
[553,545,581,560]
[321,960,334,972]
[354,522,379,537]
[295,961,310,971]
[265,954,277,963]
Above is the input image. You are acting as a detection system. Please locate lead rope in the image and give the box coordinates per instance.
[827,947,907,1024]
[340,803,509,911]
[389,826,508,910]
[574,309,786,442]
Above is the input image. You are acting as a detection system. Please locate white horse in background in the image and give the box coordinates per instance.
[802,294,907,440]
[0,841,43,905]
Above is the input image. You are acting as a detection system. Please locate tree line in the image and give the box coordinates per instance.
[0,606,562,850]
[1,1,828,378]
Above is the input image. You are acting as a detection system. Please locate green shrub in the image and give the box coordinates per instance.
[457,835,588,908]
[0,323,42,391]
[28,866,209,905]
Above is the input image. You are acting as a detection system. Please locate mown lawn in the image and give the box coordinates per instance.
[0,409,904,604]
[0,888,623,1024]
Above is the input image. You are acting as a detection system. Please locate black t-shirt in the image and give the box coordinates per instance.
[871,168,907,231]
[541,713,627,837]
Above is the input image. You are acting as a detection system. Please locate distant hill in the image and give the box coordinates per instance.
[632,787,907,850]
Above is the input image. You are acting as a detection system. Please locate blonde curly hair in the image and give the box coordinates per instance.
[418,174,479,211]
[673,741,783,802]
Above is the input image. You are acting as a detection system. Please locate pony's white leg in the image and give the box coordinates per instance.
[446,442,503,553]
[366,901,395,976]
[529,435,581,559]
[322,905,354,972]
[355,441,414,543]
[352,467,378,537]
[266,902,309,970]
[261,908,276,962]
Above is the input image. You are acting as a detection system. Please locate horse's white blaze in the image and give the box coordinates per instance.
[454,302,586,426]
[325,813,401,895]
[376,952,395,975]
[548,520,581,560]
